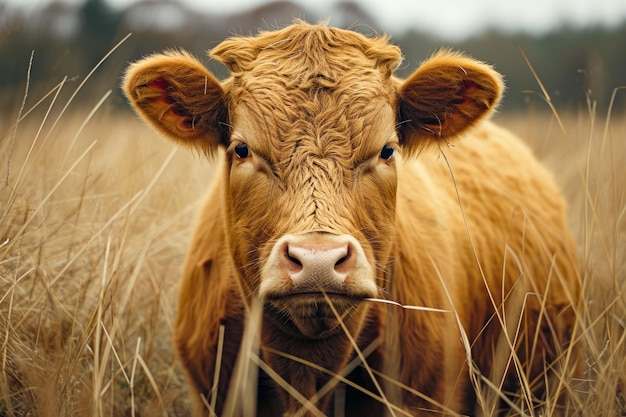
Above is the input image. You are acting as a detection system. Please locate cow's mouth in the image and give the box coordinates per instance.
[264,293,364,339]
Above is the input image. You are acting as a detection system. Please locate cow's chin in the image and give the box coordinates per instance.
[264,294,363,339]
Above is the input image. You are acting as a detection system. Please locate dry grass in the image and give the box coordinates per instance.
[496,102,626,416]
[0,57,625,416]
[0,82,216,415]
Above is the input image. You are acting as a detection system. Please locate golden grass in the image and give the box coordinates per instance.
[0,86,216,415]
[497,104,626,416]
[1,62,625,416]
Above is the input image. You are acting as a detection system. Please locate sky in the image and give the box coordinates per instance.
[7,0,626,39]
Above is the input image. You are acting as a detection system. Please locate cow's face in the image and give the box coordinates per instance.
[124,23,502,339]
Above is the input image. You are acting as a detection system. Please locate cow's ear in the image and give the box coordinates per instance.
[397,50,503,155]
[123,50,228,155]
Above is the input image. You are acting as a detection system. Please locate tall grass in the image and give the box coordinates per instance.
[0,51,624,415]
[498,97,626,415]
[0,66,217,414]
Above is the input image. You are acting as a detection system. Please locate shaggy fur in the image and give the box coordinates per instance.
[123,21,580,416]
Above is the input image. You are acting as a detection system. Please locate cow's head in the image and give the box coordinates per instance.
[123,22,502,340]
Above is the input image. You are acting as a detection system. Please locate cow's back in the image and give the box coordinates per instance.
[390,120,579,412]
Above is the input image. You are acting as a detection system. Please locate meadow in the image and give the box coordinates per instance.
[0,56,625,416]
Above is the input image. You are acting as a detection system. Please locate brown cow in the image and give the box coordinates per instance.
[123,21,580,417]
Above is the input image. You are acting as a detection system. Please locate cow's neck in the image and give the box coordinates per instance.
[259,303,379,415]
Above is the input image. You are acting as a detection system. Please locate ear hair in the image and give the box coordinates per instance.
[397,49,504,156]
[123,50,228,156]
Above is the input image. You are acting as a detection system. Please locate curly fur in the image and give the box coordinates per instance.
[123,21,579,417]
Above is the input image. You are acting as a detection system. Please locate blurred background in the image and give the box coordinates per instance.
[1,0,625,115]
[1,3,625,416]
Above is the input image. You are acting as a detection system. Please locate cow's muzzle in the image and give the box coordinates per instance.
[260,232,377,299]
[260,232,377,337]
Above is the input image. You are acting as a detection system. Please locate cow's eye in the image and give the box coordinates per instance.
[234,143,250,159]
[379,145,395,161]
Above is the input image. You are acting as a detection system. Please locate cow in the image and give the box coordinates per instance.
[123,21,580,417]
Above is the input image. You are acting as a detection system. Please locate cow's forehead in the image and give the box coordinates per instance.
[224,28,399,166]
[229,73,396,169]
[227,27,398,103]
[231,97,396,167]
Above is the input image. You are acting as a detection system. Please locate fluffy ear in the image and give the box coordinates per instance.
[123,50,228,155]
[397,50,503,154]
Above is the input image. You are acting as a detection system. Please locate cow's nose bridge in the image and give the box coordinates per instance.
[287,156,352,230]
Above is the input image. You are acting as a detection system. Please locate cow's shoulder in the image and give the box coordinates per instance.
[175,171,245,413]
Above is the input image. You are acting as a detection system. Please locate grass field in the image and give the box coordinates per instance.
[1,67,625,416]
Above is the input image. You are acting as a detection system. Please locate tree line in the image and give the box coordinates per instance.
[1,0,625,115]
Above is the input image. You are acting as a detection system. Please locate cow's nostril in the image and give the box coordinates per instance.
[333,246,355,274]
[282,243,304,275]
[288,253,303,268]
[335,255,348,267]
